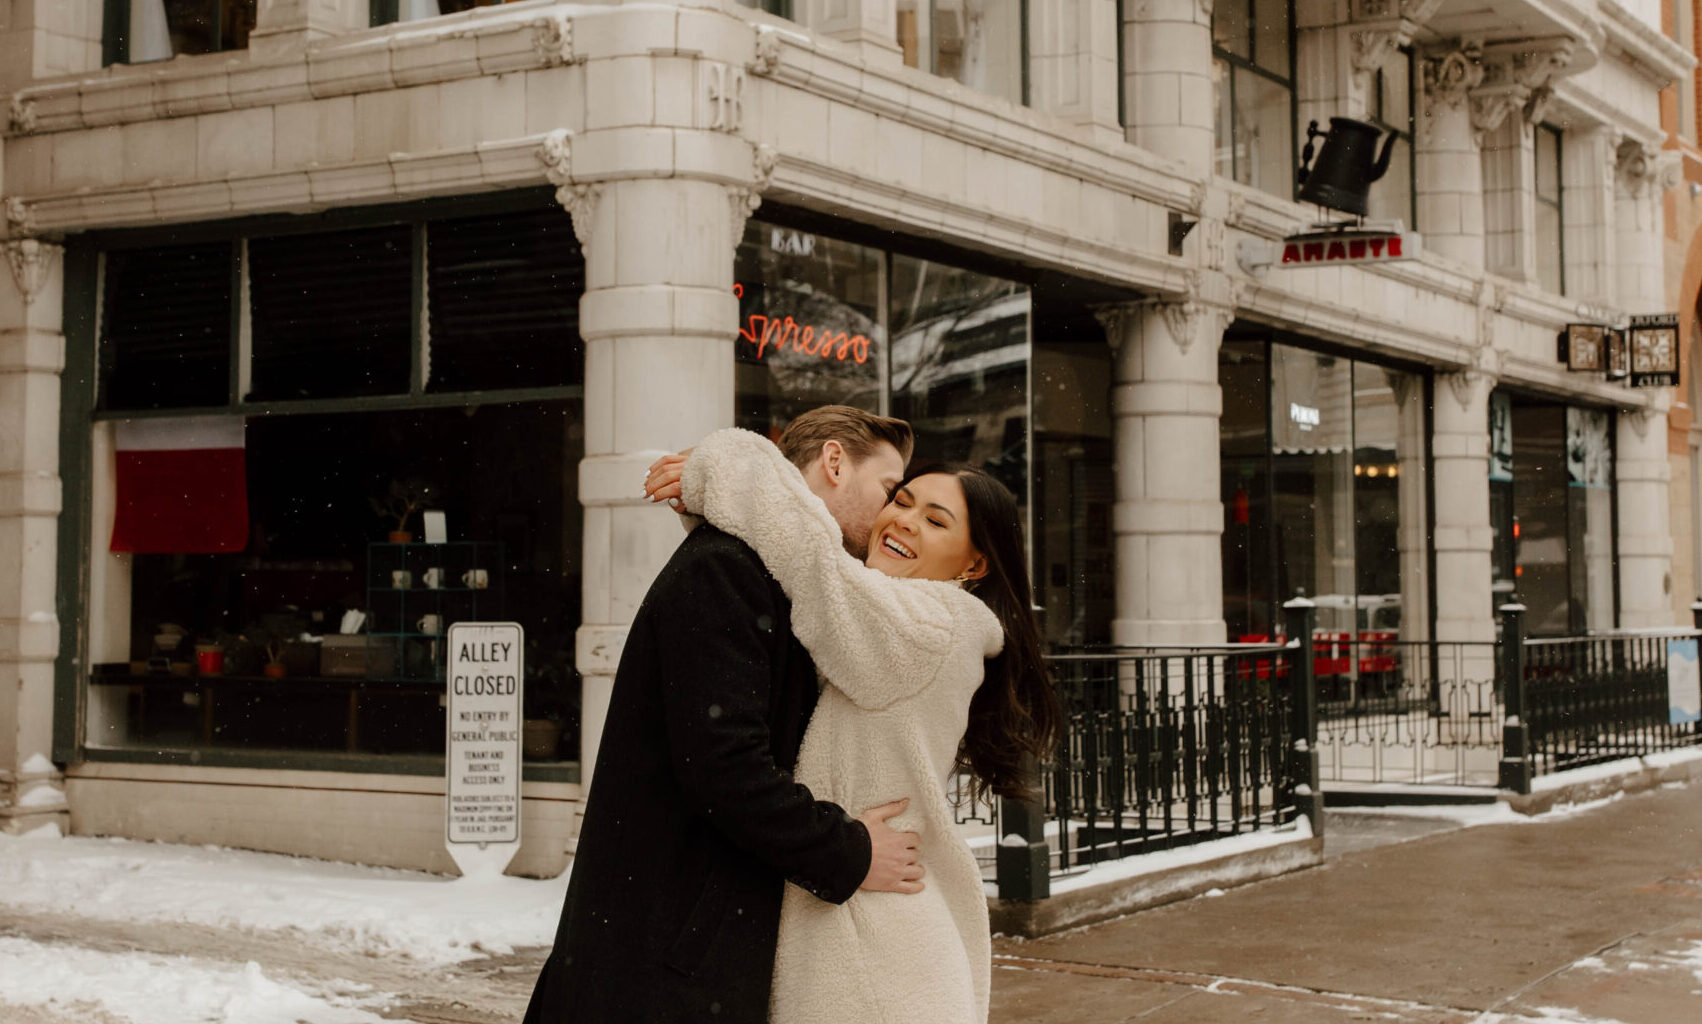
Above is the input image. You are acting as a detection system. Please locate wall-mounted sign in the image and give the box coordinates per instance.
[446,622,523,870]
[1279,229,1419,267]
[1289,402,1321,430]
[1557,324,1605,372]
[1628,313,1679,388]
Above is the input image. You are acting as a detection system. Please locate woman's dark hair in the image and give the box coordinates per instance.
[900,462,1060,804]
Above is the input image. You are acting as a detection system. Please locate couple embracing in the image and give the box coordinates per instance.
[525,406,1060,1024]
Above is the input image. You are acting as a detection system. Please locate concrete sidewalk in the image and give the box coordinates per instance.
[988,782,1702,1023]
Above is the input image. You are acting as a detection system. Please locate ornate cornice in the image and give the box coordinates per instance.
[531,13,581,67]
[749,25,782,76]
[1348,0,1443,73]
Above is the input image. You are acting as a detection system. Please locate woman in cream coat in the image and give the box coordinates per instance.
[676,428,1059,1024]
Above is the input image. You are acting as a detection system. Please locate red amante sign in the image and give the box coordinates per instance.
[1281,234,1407,266]
[734,284,873,364]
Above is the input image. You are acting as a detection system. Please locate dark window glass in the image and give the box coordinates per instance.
[734,221,885,437]
[1511,403,1570,635]
[889,254,1031,500]
[100,400,584,762]
[1220,338,1272,640]
[1211,1,1295,197]
[426,208,584,393]
[248,226,413,402]
[1032,303,1115,648]
[101,243,232,410]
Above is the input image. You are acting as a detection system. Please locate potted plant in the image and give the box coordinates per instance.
[371,477,436,543]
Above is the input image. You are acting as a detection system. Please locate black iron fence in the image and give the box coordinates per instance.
[966,601,1323,900]
[1308,605,1702,792]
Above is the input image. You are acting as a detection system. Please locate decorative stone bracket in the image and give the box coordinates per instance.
[1616,139,1684,199]
[1472,38,1578,137]
[1349,0,1444,75]
[3,238,61,308]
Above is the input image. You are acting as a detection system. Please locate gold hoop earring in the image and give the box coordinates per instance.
[952,571,973,585]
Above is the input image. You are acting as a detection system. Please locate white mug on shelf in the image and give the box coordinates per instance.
[461,568,489,590]
[422,567,445,589]
[417,614,442,636]
[391,570,412,589]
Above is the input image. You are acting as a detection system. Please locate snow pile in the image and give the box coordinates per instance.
[0,831,570,965]
[0,938,398,1024]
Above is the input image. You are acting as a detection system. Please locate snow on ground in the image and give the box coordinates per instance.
[0,937,405,1024]
[0,828,570,965]
[1327,792,1628,829]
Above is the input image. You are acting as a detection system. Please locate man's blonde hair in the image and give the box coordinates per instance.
[778,405,914,471]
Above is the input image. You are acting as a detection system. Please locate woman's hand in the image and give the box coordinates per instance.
[643,450,692,511]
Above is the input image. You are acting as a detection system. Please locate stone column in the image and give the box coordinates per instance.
[0,0,104,88]
[0,227,68,835]
[1026,0,1121,143]
[1121,0,1214,174]
[1561,126,1621,306]
[248,0,365,62]
[540,128,762,786]
[1478,39,1576,283]
[1100,295,1230,645]
[1618,406,1677,628]
[1431,368,1496,645]
[812,0,901,65]
[1415,42,1487,268]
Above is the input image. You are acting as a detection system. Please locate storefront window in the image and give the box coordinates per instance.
[889,254,1030,498]
[1220,335,1430,682]
[734,223,885,439]
[896,1,1027,106]
[1494,395,1616,636]
[1032,306,1114,647]
[735,217,1059,630]
[84,199,586,768]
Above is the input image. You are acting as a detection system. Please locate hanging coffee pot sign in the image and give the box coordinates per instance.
[1297,117,1399,217]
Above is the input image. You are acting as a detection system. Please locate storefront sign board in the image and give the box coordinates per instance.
[1277,230,1419,267]
[1628,313,1680,388]
[445,622,523,875]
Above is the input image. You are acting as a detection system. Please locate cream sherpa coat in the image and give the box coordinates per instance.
[682,428,1005,1024]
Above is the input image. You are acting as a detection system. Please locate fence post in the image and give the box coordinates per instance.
[996,754,1050,901]
[1282,598,1324,839]
[1497,602,1532,794]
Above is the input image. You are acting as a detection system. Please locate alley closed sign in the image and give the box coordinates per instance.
[446,622,523,848]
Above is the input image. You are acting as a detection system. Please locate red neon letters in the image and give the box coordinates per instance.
[734,284,873,364]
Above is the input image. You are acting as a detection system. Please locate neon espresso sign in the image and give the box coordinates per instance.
[733,284,873,365]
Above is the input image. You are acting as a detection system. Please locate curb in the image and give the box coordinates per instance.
[987,835,1324,938]
[1503,748,1702,815]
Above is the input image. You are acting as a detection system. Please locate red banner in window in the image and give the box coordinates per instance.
[110,417,248,554]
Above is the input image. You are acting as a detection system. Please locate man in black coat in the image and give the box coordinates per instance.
[525,407,920,1023]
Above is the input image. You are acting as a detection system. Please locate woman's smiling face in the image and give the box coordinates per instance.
[864,473,986,583]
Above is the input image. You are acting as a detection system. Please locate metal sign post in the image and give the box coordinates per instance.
[445,621,524,879]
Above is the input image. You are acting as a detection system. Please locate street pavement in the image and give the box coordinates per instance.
[2,782,1697,1023]
[990,783,1702,1024]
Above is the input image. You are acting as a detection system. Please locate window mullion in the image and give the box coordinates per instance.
[232,240,249,407]
[413,223,428,396]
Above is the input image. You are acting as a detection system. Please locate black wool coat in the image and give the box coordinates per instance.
[524,525,872,1024]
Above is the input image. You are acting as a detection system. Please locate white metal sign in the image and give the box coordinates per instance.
[446,622,524,852]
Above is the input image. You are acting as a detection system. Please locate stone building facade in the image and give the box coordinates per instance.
[0,0,1693,874]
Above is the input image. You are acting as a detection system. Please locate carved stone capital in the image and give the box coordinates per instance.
[3,238,62,307]
[1625,406,1655,440]
[1422,44,1484,112]
[1348,0,1442,73]
[726,145,779,253]
[1093,303,1138,353]
[537,130,599,248]
[1468,85,1528,140]
[1442,367,1494,412]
